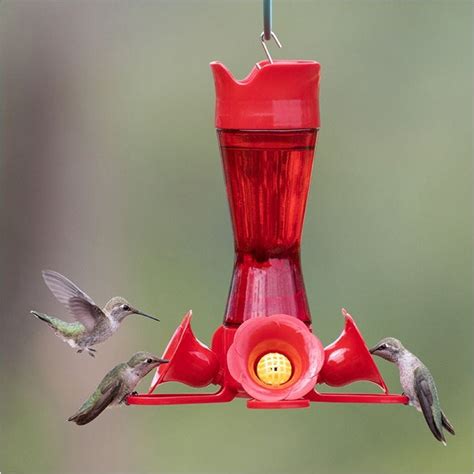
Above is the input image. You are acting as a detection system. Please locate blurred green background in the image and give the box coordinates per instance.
[0,1,471,473]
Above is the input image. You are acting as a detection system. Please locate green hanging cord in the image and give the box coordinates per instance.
[263,0,272,41]
[258,0,282,67]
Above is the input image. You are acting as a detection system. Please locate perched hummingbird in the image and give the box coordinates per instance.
[68,352,168,425]
[370,337,455,445]
[31,270,160,357]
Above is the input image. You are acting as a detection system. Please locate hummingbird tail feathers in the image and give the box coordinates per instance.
[68,399,111,425]
[68,408,105,426]
[31,310,86,340]
[30,311,54,325]
[441,411,455,436]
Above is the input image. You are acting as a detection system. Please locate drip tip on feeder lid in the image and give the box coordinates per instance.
[210,60,321,130]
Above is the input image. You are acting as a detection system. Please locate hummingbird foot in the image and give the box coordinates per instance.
[123,392,138,406]
[77,349,83,354]
[87,349,96,358]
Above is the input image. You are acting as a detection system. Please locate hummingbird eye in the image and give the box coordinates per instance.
[121,304,130,311]
[379,344,387,350]
[146,358,153,364]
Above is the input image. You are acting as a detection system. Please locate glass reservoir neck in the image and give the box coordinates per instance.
[218,129,318,326]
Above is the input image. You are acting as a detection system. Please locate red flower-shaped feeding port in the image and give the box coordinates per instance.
[227,314,324,401]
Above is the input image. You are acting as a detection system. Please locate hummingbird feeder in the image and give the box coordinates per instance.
[127,4,408,410]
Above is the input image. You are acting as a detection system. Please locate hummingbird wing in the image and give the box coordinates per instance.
[68,364,125,425]
[414,366,446,444]
[42,270,96,305]
[68,382,121,425]
[42,270,105,331]
[68,297,106,332]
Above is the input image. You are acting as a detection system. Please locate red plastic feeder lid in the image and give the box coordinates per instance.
[210,60,321,130]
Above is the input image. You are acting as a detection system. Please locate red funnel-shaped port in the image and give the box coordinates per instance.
[149,311,220,392]
[227,314,325,401]
[318,309,388,392]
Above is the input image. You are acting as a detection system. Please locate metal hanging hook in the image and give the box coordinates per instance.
[260,31,283,64]
[257,0,283,69]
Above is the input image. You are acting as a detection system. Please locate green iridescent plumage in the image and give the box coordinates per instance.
[31,311,86,338]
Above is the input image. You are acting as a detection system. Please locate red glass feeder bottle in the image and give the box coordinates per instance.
[127,60,408,409]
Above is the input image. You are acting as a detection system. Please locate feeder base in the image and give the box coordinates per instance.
[126,389,408,407]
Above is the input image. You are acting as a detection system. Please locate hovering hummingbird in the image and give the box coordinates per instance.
[370,337,455,445]
[31,270,160,357]
[68,352,168,425]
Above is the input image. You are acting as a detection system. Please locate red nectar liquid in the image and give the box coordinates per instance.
[218,129,318,327]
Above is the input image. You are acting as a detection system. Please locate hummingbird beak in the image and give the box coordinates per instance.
[134,310,160,323]
[159,359,170,364]
[369,346,377,354]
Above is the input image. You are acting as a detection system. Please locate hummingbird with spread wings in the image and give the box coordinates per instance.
[68,352,168,425]
[31,270,160,357]
[370,337,455,445]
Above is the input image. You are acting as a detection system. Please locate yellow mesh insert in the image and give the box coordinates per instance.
[256,352,293,387]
